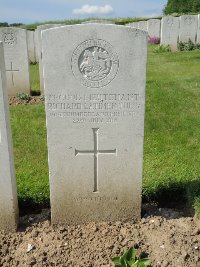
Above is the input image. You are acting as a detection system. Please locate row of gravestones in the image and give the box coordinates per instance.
[0,23,147,231]
[127,15,200,51]
[0,14,200,96]
[0,25,62,96]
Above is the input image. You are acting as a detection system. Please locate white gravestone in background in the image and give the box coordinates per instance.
[161,16,180,51]
[196,14,200,43]
[27,30,36,63]
[82,20,115,24]
[0,42,18,232]
[37,24,61,94]
[34,29,39,63]
[138,21,147,31]
[147,19,161,38]
[0,27,30,96]
[126,22,139,28]
[179,15,198,43]
[42,24,147,225]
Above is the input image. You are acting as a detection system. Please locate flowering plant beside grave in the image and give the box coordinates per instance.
[148,37,160,44]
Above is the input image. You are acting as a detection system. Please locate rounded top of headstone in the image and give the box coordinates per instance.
[82,20,115,24]
[37,24,62,30]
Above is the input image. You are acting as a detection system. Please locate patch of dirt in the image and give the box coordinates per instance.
[0,207,199,267]
[7,96,200,265]
[9,96,44,106]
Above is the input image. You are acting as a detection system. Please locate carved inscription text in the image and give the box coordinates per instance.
[47,93,141,123]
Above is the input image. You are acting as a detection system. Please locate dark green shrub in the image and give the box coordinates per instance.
[178,39,200,51]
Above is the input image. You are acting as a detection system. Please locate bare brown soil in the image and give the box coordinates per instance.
[6,96,200,266]
[0,206,199,267]
[9,96,44,106]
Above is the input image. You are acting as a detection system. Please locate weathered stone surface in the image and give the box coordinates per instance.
[0,42,18,232]
[196,14,200,43]
[126,22,138,28]
[34,29,39,62]
[147,19,161,38]
[138,21,147,31]
[0,27,30,96]
[27,30,36,63]
[161,16,180,51]
[82,20,114,24]
[179,15,198,43]
[37,24,62,94]
[42,24,147,225]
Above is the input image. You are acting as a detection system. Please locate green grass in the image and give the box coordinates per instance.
[30,63,40,94]
[10,44,200,213]
[10,105,49,208]
[143,45,200,207]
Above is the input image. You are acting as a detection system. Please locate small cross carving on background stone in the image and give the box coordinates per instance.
[6,62,19,86]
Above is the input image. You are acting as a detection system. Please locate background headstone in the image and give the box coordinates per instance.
[0,27,30,96]
[179,15,198,43]
[0,42,18,232]
[27,30,36,63]
[138,21,147,31]
[126,22,139,28]
[197,14,200,43]
[34,29,39,63]
[147,19,161,38]
[82,20,115,24]
[161,16,180,51]
[37,24,62,94]
[42,24,147,225]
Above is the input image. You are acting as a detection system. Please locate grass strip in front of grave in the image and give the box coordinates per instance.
[10,104,49,213]
[10,44,200,215]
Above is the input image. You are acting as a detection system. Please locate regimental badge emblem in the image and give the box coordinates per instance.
[2,30,17,46]
[184,17,193,25]
[71,39,119,88]
[167,18,174,27]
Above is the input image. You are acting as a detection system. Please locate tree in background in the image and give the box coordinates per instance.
[163,0,200,14]
[192,0,200,11]
[0,22,9,27]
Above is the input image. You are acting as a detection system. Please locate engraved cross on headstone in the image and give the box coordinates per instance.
[6,62,19,86]
[75,128,117,193]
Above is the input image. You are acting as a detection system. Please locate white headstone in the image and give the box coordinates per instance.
[82,20,115,24]
[179,15,198,43]
[42,24,147,225]
[126,22,139,28]
[138,21,147,31]
[37,24,62,94]
[0,42,18,232]
[0,27,30,96]
[161,16,180,51]
[34,29,39,62]
[196,14,200,44]
[147,19,161,38]
[27,30,36,63]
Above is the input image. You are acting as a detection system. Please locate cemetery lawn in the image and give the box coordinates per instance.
[10,104,49,209]
[10,44,200,213]
[30,63,40,94]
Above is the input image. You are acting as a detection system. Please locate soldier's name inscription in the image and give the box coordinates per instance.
[47,93,141,123]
